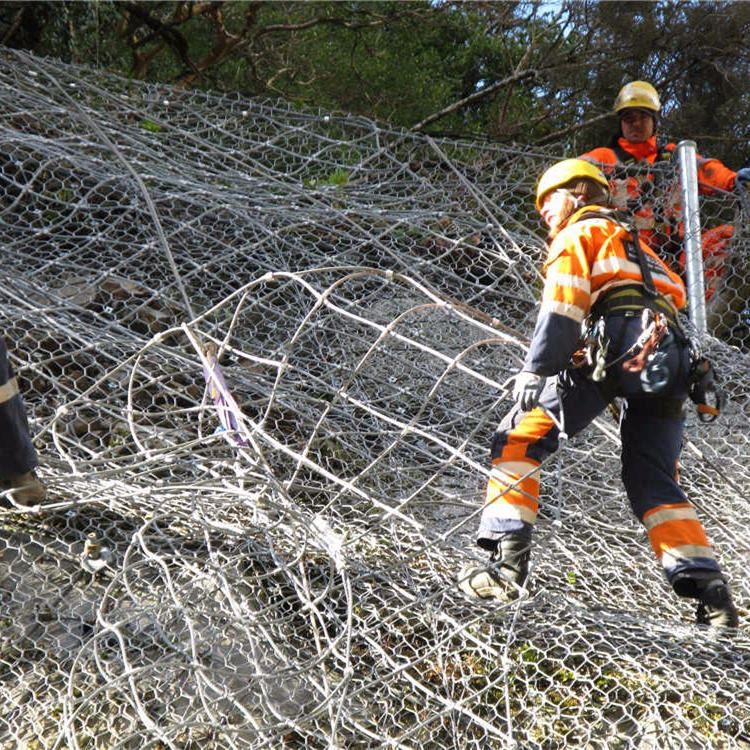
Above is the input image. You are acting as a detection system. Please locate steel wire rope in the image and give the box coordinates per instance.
[121,518,296,732]
[182,267,515,464]
[5,47,750,750]
[424,135,542,294]
[14,47,539,359]
[182,321,430,532]
[282,294,520,495]
[268,542,355,743]
[332,591,517,747]
[11,48,430,280]
[23,50,196,323]
[182,267,627,567]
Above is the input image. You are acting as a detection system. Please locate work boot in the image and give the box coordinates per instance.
[695,578,739,630]
[458,532,530,602]
[3,470,48,506]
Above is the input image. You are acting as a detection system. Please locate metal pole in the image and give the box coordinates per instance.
[676,140,706,335]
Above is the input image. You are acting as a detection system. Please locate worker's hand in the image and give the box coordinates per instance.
[735,167,750,188]
[509,371,546,412]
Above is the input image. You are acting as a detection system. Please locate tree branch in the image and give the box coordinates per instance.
[411,68,539,133]
[173,3,261,88]
[120,2,196,75]
[532,111,613,146]
[1,7,25,46]
[256,8,427,36]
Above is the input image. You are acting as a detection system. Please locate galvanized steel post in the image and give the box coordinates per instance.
[676,140,706,335]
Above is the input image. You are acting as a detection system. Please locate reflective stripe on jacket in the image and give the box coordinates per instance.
[523,205,686,375]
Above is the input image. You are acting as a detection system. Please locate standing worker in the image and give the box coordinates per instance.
[0,336,47,506]
[580,81,750,291]
[459,158,739,629]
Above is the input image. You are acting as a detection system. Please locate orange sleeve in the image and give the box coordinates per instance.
[696,157,736,193]
[579,147,618,174]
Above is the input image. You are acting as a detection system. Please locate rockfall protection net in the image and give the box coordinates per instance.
[1,47,749,749]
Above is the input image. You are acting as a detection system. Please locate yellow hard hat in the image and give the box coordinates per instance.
[613,81,661,115]
[535,158,609,211]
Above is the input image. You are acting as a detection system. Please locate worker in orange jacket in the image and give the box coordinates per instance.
[459,158,739,629]
[580,81,750,297]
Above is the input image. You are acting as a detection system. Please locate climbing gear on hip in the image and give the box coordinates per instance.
[571,317,609,381]
[588,284,685,391]
[575,304,677,394]
[591,325,609,382]
[622,309,674,393]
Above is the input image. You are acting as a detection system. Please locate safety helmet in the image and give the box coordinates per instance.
[613,80,661,115]
[535,158,610,211]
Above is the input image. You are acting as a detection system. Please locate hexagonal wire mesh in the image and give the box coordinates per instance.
[0,47,749,749]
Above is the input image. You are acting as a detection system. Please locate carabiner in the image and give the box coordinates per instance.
[640,350,669,393]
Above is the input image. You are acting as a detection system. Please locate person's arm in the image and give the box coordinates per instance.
[696,154,737,193]
[523,229,591,376]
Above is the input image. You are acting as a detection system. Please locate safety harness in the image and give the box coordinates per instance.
[571,209,722,420]
[575,208,670,313]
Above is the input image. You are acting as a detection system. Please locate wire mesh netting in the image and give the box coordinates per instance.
[1,47,749,749]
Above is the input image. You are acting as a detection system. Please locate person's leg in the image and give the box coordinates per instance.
[0,337,45,505]
[621,399,738,628]
[460,370,607,600]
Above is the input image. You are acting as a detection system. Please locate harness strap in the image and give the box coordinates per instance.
[572,209,659,298]
[628,224,657,297]
[593,285,679,327]
[610,136,673,168]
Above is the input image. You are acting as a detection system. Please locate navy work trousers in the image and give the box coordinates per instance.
[477,314,722,586]
[0,337,38,478]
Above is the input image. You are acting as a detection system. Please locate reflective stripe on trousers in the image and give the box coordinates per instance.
[477,317,721,583]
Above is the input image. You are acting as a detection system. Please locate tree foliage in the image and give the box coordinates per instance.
[1,0,748,165]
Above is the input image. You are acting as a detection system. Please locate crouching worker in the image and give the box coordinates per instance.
[0,336,47,506]
[459,158,738,629]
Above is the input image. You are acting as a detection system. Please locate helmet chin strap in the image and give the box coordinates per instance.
[547,189,584,238]
[562,189,584,216]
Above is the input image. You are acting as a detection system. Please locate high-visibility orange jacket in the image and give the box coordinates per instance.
[580,136,737,297]
[524,204,686,375]
[581,135,737,213]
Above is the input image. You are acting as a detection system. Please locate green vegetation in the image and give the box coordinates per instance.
[140,119,163,133]
[3,1,748,164]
